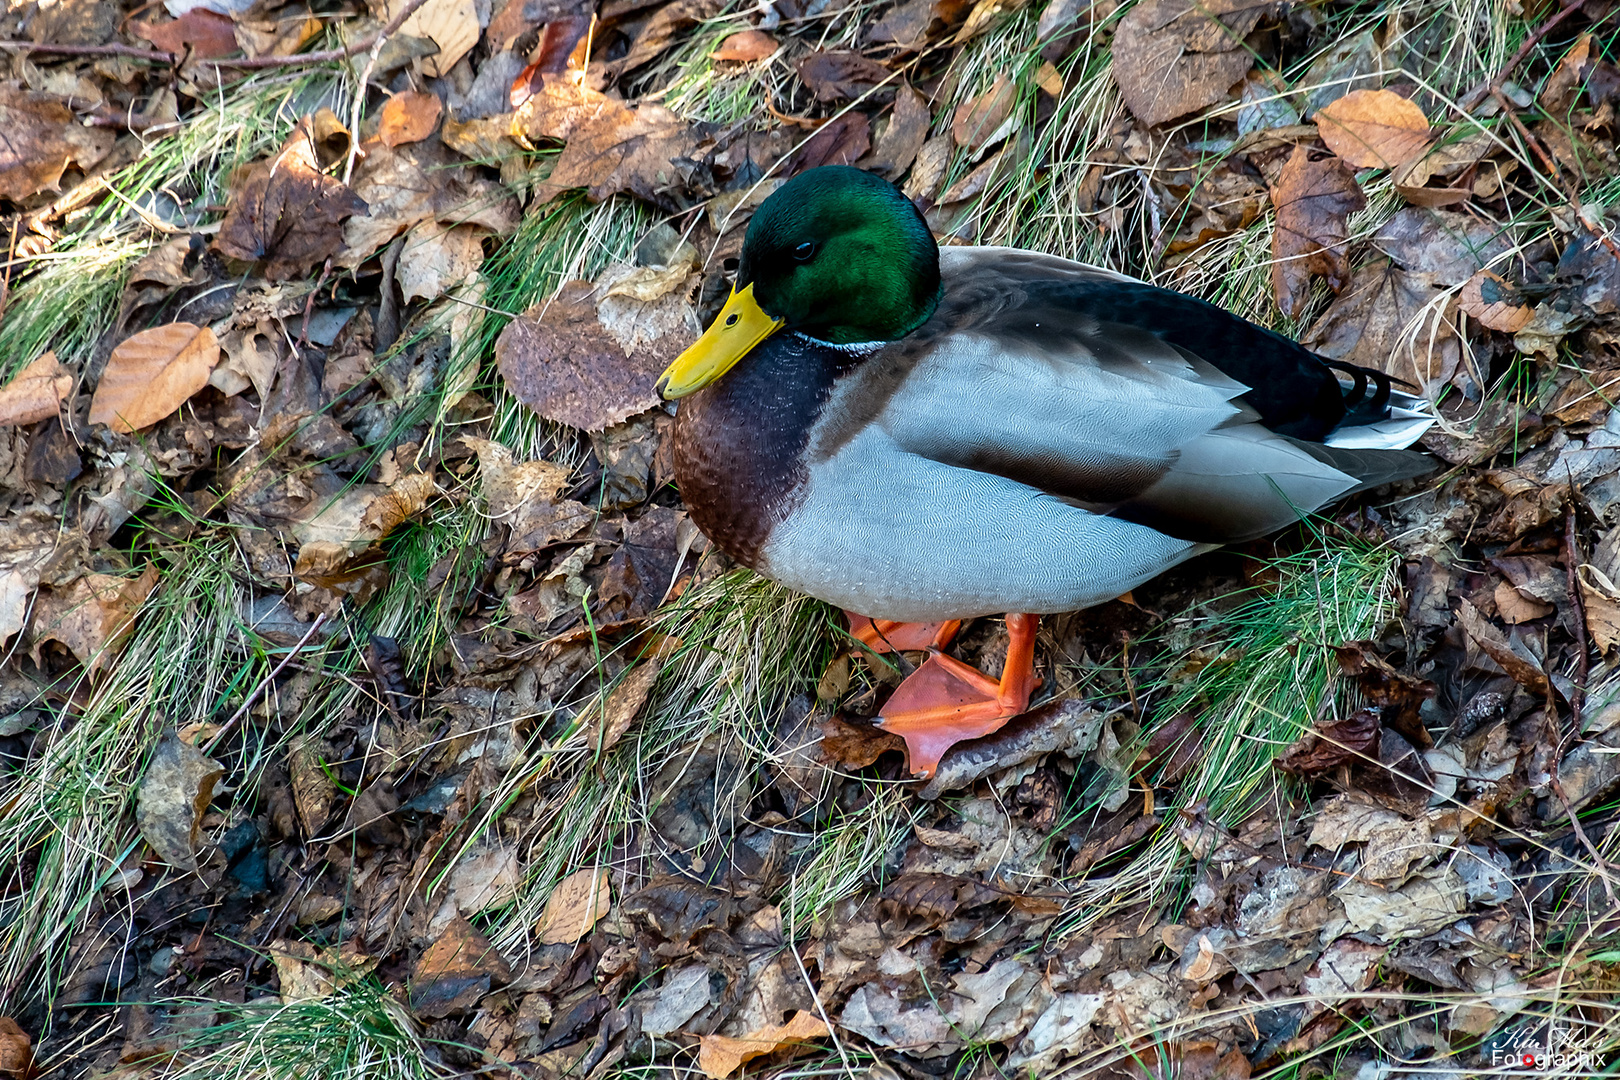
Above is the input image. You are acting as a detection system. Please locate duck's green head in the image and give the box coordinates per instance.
[658,166,941,399]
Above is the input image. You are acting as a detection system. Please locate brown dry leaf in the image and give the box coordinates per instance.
[497,277,695,431]
[0,85,114,200]
[209,322,280,399]
[951,74,1015,152]
[1316,89,1431,169]
[215,112,369,279]
[618,0,721,73]
[869,0,974,47]
[1459,271,1533,332]
[269,940,377,1003]
[536,867,612,944]
[869,82,931,179]
[89,323,220,434]
[134,729,224,873]
[698,1011,829,1078]
[31,564,158,677]
[293,474,435,577]
[0,1016,31,1078]
[518,77,709,207]
[1112,0,1277,126]
[1579,564,1620,654]
[790,113,872,172]
[411,914,513,1019]
[579,662,660,753]
[445,843,521,917]
[820,714,906,768]
[1540,34,1592,114]
[1373,208,1512,287]
[711,29,777,61]
[392,0,479,77]
[1270,146,1364,318]
[0,352,71,428]
[132,9,239,58]
[378,91,443,147]
[1494,579,1553,624]
[465,436,594,551]
[797,51,894,103]
[1275,709,1380,776]
[1457,598,1550,696]
[398,222,487,303]
[1305,258,1459,393]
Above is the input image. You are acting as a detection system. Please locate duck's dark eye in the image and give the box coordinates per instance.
[793,241,816,262]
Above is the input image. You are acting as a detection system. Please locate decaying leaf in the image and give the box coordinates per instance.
[496,276,696,431]
[697,1011,829,1078]
[869,0,973,47]
[215,111,369,279]
[135,730,224,873]
[269,940,377,1003]
[797,51,894,103]
[1579,564,1620,654]
[790,113,872,172]
[378,90,443,147]
[869,82,932,179]
[90,323,220,433]
[133,9,239,58]
[1271,146,1364,318]
[0,85,114,200]
[1457,598,1551,697]
[578,661,660,753]
[392,0,479,77]
[1459,271,1534,332]
[0,1016,31,1078]
[1305,258,1459,393]
[292,473,436,577]
[951,74,1015,152]
[820,714,907,768]
[1316,89,1432,169]
[1275,708,1381,775]
[536,867,612,944]
[397,221,487,303]
[32,565,158,677]
[0,352,72,428]
[1112,0,1277,126]
[444,843,521,917]
[410,913,512,1019]
[711,29,777,62]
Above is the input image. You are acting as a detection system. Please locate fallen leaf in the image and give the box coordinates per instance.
[616,0,719,73]
[0,1016,31,1078]
[89,323,220,434]
[0,352,72,428]
[496,277,696,431]
[951,74,1015,152]
[269,940,376,1003]
[796,50,894,102]
[1270,146,1364,318]
[1540,34,1592,114]
[1459,271,1534,332]
[1579,564,1620,654]
[1275,708,1381,775]
[536,867,612,944]
[1112,0,1277,126]
[132,9,239,57]
[1305,258,1459,393]
[1373,208,1512,287]
[215,111,369,279]
[445,843,521,916]
[397,221,487,303]
[819,714,906,768]
[0,85,114,200]
[869,0,973,47]
[465,436,593,552]
[392,0,479,77]
[32,565,158,678]
[578,662,660,753]
[698,1010,829,1078]
[1457,598,1551,697]
[135,729,224,873]
[1495,578,1552,623]
[209,321,280,399]
[789,113,871,172]
[1316,89,1432,169]
[869,82,931,179]
[411,913,512,1018]
[378,90,443,147]
[711,29,777,62]
[292,473,435,577]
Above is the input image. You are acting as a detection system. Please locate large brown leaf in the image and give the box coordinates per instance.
[132,9,240,58]
[378,90,442,148]
[517,76,711,206]
[1316,89,1431,169]
[1112,0,1278,126]
[0,352,72,428]
[1270,146,1364,318]
[215,112,369,280]
[89,323,221,434]
[869,82,932,179]
[0,86,114,200]
[1304,258,1460,393]
[496,275,697,431]
[797,50,894,102]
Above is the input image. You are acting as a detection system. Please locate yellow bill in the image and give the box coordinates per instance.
[657,283,784,399]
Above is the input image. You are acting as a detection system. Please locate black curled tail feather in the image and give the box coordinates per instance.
[1323,358,1396,425]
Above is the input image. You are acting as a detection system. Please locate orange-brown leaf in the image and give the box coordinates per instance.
[711,29,777,62]
[0,86,114,200]
[215,113,369,279]
[1459,270,1534,332]
[90,323,220,434]
[1270,146,1364,318]
[0,351,72,428]
[535,867,612,944]
[378,91,442,148]
[133,9,239,58]
[1316,89,1431,169]
[951,74,1015,151]
[697,1011,830,1078]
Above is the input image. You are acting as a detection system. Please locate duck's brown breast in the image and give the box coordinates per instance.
[671,333,868,568]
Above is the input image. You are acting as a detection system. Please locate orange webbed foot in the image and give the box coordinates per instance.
[875,614,1039,778]
[846,613,961,654]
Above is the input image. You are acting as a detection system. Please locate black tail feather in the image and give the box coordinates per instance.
[1322,358,1396,424]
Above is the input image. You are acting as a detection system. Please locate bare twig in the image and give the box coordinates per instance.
[1455,0,1586,114]
[203,612,329,755]
[0,0,431,71]
[1564,498,1589,751]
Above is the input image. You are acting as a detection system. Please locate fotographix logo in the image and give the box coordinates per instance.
[1479,1020,1607,1073]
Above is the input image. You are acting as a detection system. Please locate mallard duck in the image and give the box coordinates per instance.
[660,166,1432,778]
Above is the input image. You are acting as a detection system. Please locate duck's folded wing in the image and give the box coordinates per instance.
[867,326,1398,544]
